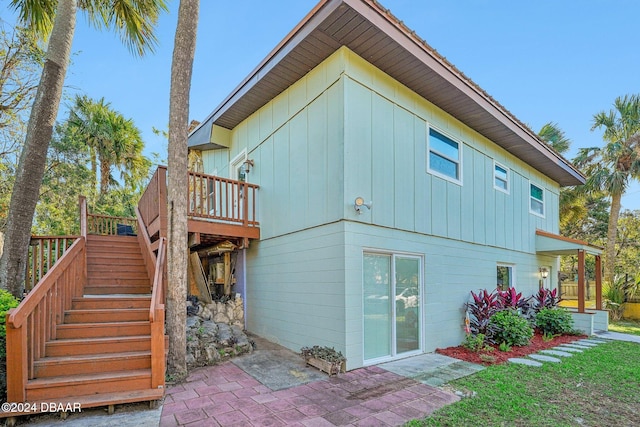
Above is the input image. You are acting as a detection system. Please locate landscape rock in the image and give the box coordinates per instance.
[185,295,252,369]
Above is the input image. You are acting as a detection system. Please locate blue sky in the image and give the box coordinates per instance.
[6,0,640,210]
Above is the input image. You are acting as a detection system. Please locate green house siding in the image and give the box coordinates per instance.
[342,49,560,253]
[200,46,563,368]
[245,222,348,362]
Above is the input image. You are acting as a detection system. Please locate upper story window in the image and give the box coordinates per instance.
[428,128,461,183]
[494,162,509,193]
[530,182,545,217]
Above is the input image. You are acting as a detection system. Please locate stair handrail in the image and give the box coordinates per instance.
[149,237,166,323]
[136,205,166,390]
[5,237,86,401]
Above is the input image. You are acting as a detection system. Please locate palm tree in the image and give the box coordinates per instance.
[166,0,199,380]
[67,95,150,197]
[539,122,571,154]
[575,94,640,284]
[537,122,589,233]
[0,0,166,297]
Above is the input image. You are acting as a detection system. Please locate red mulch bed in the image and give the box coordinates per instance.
[436,332,587,365]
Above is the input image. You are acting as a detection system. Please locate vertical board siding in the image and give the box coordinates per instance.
[393,105,416,231]
[202,46,561,253]
[341,51,562,254]
[371,95,395,228]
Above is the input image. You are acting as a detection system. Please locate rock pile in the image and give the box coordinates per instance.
[185,295,253,368]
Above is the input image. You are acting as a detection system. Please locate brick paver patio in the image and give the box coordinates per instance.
[160,362,459,426]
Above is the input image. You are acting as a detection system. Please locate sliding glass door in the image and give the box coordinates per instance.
[363,252,422,362]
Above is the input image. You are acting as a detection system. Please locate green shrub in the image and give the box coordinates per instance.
[487,310,533,347]
[535,308,574,335]
[0,289,20,357]
[462,333,488,352]
[498,341,512,352]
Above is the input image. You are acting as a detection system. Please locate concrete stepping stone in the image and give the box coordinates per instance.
[561,343,593,350]
[575,340,598,347]
[554,346,583,353]
[581,339,607,344]
[508,358,542,367]
[539,349,573,357]
[528,354,562,363]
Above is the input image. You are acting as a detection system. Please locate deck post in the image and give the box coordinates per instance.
[6,310,27,402]
[595,254,602,310]
[577,249,585,313]
[79,196,87,238]
[150,306,166,389]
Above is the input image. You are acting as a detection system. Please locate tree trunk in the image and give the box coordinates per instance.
[0,0,76,298]
[166,0,199,380]
[99,158,111,196]
[604,191,622,284]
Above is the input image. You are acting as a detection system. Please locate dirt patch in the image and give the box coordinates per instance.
[436,332,586,365]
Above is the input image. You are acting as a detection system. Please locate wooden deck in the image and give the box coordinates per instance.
[140,167,260,250]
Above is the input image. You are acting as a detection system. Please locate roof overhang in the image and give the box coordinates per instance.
[189,0,585,187]
[535,230,603,256]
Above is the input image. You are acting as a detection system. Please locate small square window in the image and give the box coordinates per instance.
[428,128,461,183]
[530,183,545,217]
[494,162,509,193]
[497,264,513,291]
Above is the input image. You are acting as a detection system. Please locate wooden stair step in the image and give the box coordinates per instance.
[87,274,151,286]
[0,389,163,418]
[46,335,151,357]
[87,255,144,264]
[26,369,152,401]
[87,235,138,243]
[87,264,148,273]
[86,246,139,253]
[56,321,151,339]
[34,351,151,378]
[87,267,151,284]
[83,286,151,295]
[72,296,151,310]
[65,308,149,323]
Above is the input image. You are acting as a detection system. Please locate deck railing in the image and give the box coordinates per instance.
[138,166,168,242]
[86,213,137,236]
[136,206,166,390]
[6,238,86,402]
[26,236,79,292]
[188,171,259,227]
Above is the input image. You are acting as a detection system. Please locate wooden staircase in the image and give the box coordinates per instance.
[85,235,152,295]
[4,232,166,421]
[25,235,162,406]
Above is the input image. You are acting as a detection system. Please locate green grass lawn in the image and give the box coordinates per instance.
[609,318,640,336]
[407,341,640,427]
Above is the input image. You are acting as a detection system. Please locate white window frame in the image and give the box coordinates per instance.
[362,249,424,365]
[493,161,510,194]
[427,126,463,185]
[529,181,545,218]
[496,263,516,291]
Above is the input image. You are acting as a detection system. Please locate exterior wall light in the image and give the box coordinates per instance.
[539,267,549,279]
[242,159,254,174]
[539,267,549,289]
[354,197,372,214]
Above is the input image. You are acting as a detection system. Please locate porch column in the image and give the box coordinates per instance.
[577,249,585,313]
[595,254,602,310]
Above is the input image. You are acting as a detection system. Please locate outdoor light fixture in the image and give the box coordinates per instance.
[539,267,549,279]
[354,197,372,214]
[538,267,549,289]
[242,159,254,174]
